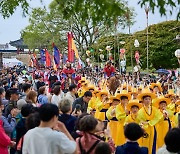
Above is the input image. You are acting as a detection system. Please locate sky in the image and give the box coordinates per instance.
[0,0,178,49]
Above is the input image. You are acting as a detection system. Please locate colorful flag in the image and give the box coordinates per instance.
[51,55,57,71]
[45,49,51,67]
[72,39,79,59]
[40,49,46,64]
[63,54,68,64]
[53,44,60,65]
[67,32,74,62]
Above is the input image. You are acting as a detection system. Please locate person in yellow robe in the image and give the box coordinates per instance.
[95,89,110,121]
[106,95,121,146]
[107,90,131,146]
[125,99,143,145]
[151,82,163,97]
[78,81,89,97]
[125,99,142,124]
[153,96,173,149]
[172,100,180,127]
[129,88,138,100]
[86,84,97,114]
[116,90,131,145]
[137,88,162,154]
[166,91,178,114]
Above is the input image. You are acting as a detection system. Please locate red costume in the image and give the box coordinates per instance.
[62,68,75,75]
[104,65,115,77]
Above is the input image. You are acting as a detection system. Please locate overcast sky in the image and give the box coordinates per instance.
[0,0,178,48]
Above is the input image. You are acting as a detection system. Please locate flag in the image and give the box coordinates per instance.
[72,39,79,59]
[40,49,46,64]
[53,44,60,65]
[67,32,74,62]
[63,54,68,64]
[51,55,57,71]
[45,49,51,67]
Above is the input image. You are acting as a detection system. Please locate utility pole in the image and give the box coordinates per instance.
[145,6,149,73]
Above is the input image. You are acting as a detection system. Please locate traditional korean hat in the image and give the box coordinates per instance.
[86,84,95,91]
[129,88,138,94]
[110,94,121,102]
[165,89,175,98]
[117,90,131,100]
[153,96,171,108]
[137,88,156,101]
[127,99,142,111]
[97,89,109,99]
[93,89,100,95]
[78,77,86,83]
[81,80,90,87]
[175,100,180,106]
[151,82,163,92]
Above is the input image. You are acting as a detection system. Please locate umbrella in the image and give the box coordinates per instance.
[156,69,170,74]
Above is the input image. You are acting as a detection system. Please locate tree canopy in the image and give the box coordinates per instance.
[0,0,179,20]
[22,0,134,53]
[139,0,180,19]
[96,20,180,70]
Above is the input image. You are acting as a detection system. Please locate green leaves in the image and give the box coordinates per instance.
[139,0,180,20]
[96,21,180,69]
[54,0,128,26]
[0,0,29,18]
[22,0,134,56]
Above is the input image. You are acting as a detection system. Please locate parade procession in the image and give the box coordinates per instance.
[0,0,180,154]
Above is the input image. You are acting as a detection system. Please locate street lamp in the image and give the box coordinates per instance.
[145,6,149,73]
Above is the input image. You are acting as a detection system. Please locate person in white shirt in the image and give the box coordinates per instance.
[22,103,77,154]
[65,84,77,104]
[157,128,180,154]
[51,85,64,106]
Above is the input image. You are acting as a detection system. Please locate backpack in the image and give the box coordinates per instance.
[78,137,100,154]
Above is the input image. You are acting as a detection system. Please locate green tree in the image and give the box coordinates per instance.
[22,0,134,53]
[139,0,180,19]
[1,0,179,20]
[0,0,29,18]
[21,8,67,51]
[97,20,180,69]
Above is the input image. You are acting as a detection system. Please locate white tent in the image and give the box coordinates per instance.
[3,58,23,67]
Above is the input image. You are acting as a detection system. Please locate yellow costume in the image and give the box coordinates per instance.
[167,102,176,113]
[106,92,130,146]
[137,106,163,154]
[137,88,160,154]
[106,106,119,145]
[153,96,173,149]
[115,103,127,146]
[172,100,180,127]
[78,80,89,97]
[156,109,173,149]
[95,89,110,121]
[125,99,142,125]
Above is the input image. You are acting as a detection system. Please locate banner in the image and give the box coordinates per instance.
[45,49,51,67]
[67,32,74,62]
[53,45,60,65]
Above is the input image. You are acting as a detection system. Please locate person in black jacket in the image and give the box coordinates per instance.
[58,99,77,134]
[72,91,92,113]
[49,71,58,88]
[16,104,34,154]
[115,123,148,154]
[36,76,45,91]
